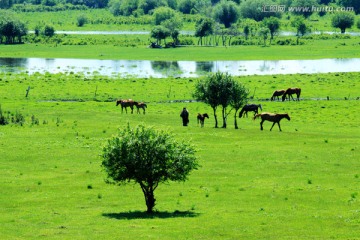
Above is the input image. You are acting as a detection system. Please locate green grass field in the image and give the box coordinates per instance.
[1,71,359,239]
[1,36,360,60]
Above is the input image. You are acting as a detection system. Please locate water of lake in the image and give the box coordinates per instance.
[0,57,359,78]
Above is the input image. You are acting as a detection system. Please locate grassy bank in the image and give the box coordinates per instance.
[0,71,359,239]
[1,35,360,60]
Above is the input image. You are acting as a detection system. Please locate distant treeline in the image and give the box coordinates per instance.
[1,0,359,16]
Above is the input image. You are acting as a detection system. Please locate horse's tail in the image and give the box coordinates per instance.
[253,114,261,120]
[239,108,244,118]
[197,114,200,125]
[259,104,262,111]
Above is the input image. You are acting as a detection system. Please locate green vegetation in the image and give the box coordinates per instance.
[0,71,359,239]
[1,34,360,60]
[331,11,356,33]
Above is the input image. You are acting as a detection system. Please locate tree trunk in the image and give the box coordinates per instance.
[140,183,156,213]
[212,107,218,128]
[221,107,227,128]
[145,190,155,213]
[234,110,238,129]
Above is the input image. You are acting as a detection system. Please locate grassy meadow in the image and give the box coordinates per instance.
[0,71,359,239]
[1,36,360,60]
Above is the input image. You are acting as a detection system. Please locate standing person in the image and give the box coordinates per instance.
[180,107,189,126]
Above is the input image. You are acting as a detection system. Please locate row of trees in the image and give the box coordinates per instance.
[107,0,360,18]
[150,9,358,47]
[193,72,249,129]
[0,11,27,44]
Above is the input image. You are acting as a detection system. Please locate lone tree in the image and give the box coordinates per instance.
[102,124,198,213]
[331,11,355,34]
[230,82,249,129]
[263,16,281,44]
[291,16,310,45]
[195,17,214,46]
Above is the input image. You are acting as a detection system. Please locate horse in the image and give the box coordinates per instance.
[271,89,286,101]
[135,102,147,114]
[239,104,262,118]
[116,99,135,114]
[254,112,290,131]
[282,88,301,101]
[197,113,209,127]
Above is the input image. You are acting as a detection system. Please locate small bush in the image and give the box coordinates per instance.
[77,15,88,27]
[12,111,25,126]
[0,105,9,125]
[44,25,55,37]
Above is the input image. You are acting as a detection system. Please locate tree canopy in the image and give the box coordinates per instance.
[331,11,355,33]
[193,72,248,129]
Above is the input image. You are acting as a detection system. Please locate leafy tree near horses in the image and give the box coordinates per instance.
[102,124,198,213]
[193,72,249,129]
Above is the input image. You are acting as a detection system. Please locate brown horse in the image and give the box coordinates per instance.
[282,88,301,101]
[197,113,209,127]
[254,112,290,131]
[271,89,286,101]
[116,99,135,114]
[135,102,147,114]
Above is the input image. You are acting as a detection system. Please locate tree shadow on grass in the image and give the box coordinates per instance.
[102,210,200,220]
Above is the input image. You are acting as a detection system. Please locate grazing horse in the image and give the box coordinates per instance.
[239,104,262,118]
[282,88,301,101]
[116,99,135,114]
[271,89,286,101]
[197,113,209,127]
[135,102,147,114]
[254,112,290,131]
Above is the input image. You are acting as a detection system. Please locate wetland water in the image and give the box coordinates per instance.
[1,57,360,78]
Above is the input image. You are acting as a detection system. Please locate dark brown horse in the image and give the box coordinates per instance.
[254,112,290,131]
[197,113,209,127]
[239,104,262,118]
[282,88,301,101]
[271,89,286,101]
[135,102,147,114]
[116,99,135,113]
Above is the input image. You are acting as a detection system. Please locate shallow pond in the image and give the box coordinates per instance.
[0,57,359,78]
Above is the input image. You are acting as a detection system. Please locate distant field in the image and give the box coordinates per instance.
[1,35,360,60]
[0,71,359,239]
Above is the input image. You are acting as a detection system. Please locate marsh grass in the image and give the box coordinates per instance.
[0,71,359,239]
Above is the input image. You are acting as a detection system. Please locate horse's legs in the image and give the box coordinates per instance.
[130,106,133,114]
[277,122,282,131]
[270,122,276,131]
[260,120,264,130]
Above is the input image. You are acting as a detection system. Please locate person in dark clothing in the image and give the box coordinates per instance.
[180,107,189,126]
